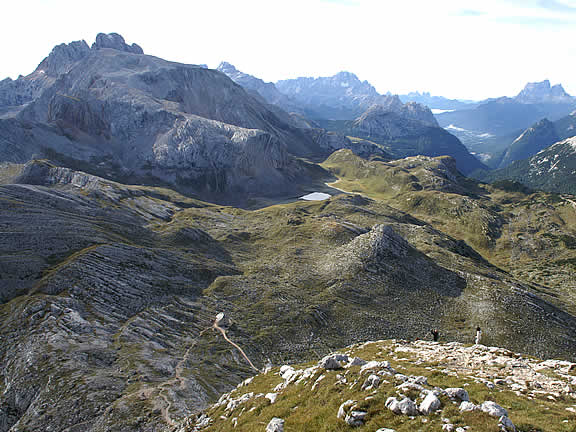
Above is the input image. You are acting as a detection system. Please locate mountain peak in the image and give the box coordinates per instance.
[91,33,144,54]
[333,71,359,81]
[217,61,238,74]
[515,79,573,104]
[35,39,91,76]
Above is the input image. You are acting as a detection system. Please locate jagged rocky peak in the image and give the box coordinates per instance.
[35,40,91,76]
[217,61,238,74]
[515,79,574,104]
[91,32,144,54]
[216,61,253,83]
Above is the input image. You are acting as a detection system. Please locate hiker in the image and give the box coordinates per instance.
[430,329,439,342]
[475,326,482,345]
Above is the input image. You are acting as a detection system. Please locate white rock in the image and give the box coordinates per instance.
[376,429,396,432]
[347,357,368,367]
[265,393,278,404]
[480,401,508,417]
[419,392,442,415]
[266,417,284,432]
[320,353,349,370]
[499,415,516,431]
[442,424,455,432]
[396,397,420,416]
[362,374,381,390]
[225,392,254,411]
[408,375,428,386]
[397,382,425,392]
[345,410,367,427]
[279,365,295,379]
[459,401,479,412]
[360,360,391,373]
[445,388,470,402]
[337,400,356,419]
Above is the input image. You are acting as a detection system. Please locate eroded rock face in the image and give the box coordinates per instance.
[92,32,144,54]
[1,40,324,203]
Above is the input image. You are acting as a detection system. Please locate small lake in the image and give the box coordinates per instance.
[299,192,331,201]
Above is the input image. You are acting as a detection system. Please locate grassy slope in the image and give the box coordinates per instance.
[196,340,576,432]
[321,150,576,315]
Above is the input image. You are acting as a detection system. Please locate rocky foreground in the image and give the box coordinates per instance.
[183,340,576,432]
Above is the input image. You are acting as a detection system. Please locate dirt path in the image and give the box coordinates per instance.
[213,321,259,372]
[158,325,213,426]
[157,314,258,426]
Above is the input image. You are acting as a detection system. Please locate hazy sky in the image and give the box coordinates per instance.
[2,0,576,100]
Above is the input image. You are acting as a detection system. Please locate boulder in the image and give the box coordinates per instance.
[376,429,397,432]
[265,393,278,404]
[347,357,368,367]
[266,417,284,432]
[387,397,419,416]
[397,397,420,416]
[397,382,425,392]
[459,401,479,412]
[360,360,391,373]
[445,388,470,402]
[320,353,349,370]
[345,410,368,427]
[337,400,356,419]
[279,365,295,380]
[362,374,381,390]
[480,401,508,417]
[419,392,442,415]
[499,415,516,432]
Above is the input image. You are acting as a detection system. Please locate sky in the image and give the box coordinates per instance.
[2,0,576,100]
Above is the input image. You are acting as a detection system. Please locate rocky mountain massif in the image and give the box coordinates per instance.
[187,340,576,431]
[1,34,391,206]
[318,104,486,174]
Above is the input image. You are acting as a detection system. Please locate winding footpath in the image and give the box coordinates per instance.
[158,313,258,426]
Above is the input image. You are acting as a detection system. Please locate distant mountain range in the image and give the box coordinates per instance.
[399,91,475,111]
[436,80,576,167]
[438,80,576,138]
[218,63,484,174]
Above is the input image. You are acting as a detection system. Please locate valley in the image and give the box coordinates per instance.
[1,30,576,432]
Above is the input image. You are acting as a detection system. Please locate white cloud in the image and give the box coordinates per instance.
[1,0,576,100]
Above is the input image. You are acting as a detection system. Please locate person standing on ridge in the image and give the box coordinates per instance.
[430,329,439,342]
[475,326,482,345]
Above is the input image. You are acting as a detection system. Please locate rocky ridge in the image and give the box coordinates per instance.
[184,339,576,431]
[484,136,576,195]
[276,72,436,124]
[497,118,560,168]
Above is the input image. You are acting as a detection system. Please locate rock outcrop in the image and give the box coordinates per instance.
[188,339,575,431]
[515,80,575,105]
[91,32,144,54]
